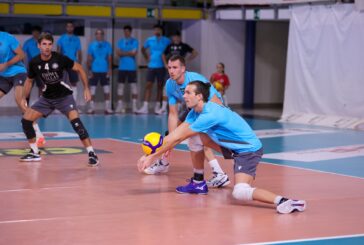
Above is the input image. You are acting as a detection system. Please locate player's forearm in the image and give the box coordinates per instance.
[6,52,25,67]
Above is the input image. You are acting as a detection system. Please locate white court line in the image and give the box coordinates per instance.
[239,233,364,245]
[0,186,81,193]
[105,138,364,180]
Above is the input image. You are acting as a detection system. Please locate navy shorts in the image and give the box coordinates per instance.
[0,73,26,94]
[118,70,137,84]
[221,147,263,177]
[146,68,166,85]
[90,72,109,86]
[31,94,77,117]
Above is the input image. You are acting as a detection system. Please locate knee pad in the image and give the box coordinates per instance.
[70,118,89,140]
[130,83,137,95]
[103,85,110,94]
[90,86,96,96]
[21,118,36,139]
[232,183,255,201]
[188,134,204,152]
[117,84,124,96]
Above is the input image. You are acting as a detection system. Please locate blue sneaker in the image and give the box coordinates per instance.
[176,179,208,195]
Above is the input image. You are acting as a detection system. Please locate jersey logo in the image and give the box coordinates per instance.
[19,80,23,84]
[52,63,59,69]
[38,65,41,70]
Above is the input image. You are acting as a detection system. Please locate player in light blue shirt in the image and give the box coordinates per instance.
[143,55,230,189]
[86,28,113,114]
[136,24,171,114]
[57,21,82,103]
[23,26,43,95]
[0,31,44,146]
[115,25,139,113]
[138,81,307,214]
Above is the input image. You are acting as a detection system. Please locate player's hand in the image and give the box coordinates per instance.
[84,88,91,103]
[0,63,7,72]
[137,155,154,173]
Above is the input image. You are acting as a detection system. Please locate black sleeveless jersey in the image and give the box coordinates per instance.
[28,52,75,99]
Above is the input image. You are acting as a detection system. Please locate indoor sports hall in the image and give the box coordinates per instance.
[1,1,363,245]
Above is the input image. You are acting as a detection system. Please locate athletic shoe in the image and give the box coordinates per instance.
[104,108,114,115]
[143,159,170,175]
[276,198,306,214]
[20,149,41,162]
[88,151,99,166]
[36,136,46,148]
[87,108,95,114]
[135,106,148,114]
[155,107,167,115]
[176,179,208,195]
[206,172,230,188]
[115,103,125,114]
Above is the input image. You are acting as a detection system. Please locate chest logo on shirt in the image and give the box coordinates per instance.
[38,65,41,70]
[52,63,59,69]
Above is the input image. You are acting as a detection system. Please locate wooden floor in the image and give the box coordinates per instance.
[1,138,364,245]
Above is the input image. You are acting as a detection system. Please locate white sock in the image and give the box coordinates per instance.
[30,143,39,153]
[89,100,95,108]
[33,123,43,138]
[132,99,137,108]
[143,101,149,109]
[86,146,94,153]
[105,100,111,109]
[154,102,160,111]
[161,100,167,110]
[274,196,283,205]
[208,159,224,174]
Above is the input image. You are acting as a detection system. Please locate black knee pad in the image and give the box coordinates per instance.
[21,118,36,139]
[70,118,89,140]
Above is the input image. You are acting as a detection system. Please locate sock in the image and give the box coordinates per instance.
[33,123,43,138]
[161,101,167,110]
[143,101,149,109]
[30,143,39,154]
[89,100,95,109]
[193,168,204,183]
[132,99,137,107]
[105,100,111,110]
[208,159,224,174]
[86,146,94,153]
[274,196,284,205]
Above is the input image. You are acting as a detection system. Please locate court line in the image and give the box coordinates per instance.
[106,138,364,181]
[239,233,364,245]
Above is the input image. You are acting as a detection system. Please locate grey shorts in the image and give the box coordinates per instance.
[221,147,263,177]
[0,73,26,94]
[90,72,109,86]
[31,94,77,117]
[118,70,137,84]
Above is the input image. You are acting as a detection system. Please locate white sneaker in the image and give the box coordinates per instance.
[135,106,148,114]
[87,108,95,114]
[143,159,170,175]
[104,108,114,115]
[206,172,230,188]
[155,107,167,115]
[115,103,125,113]
[276,198,306,214]
[154,103,160,114]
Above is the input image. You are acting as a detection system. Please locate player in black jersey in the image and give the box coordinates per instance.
[19,32,99,166]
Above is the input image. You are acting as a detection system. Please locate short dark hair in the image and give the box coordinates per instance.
[38,32,54,44]
[31,25,42,33]
[123,25,132,31]
[188,81,211,102]
[153,24,163,30]
[168,55,186,67]
[173,31,181,36]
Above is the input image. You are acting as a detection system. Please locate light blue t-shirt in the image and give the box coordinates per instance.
[117,37,138,71]
[186,102,262,153]
[87,40,112,73]
[23,37,40,61]
[143,36,171,68]
[165,71,222,105]
[57,34,81,61]
[0,32,26,77]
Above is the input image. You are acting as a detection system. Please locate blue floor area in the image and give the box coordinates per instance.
[271,235,364,245]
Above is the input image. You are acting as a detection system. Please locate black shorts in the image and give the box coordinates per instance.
[34,78,44,88]
[0,73,26,94]
[90,72,109,86]
[65,69,79,86]
[31,94,77,117]
[221,147,263,178]
[146,68,166,85]
[118,70,137,84]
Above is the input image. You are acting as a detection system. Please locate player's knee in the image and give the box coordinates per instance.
[70,118,89,140]
[232,183,255,201]
[188,135,204,152]
[117,84,124,96]
[21,118,36,139]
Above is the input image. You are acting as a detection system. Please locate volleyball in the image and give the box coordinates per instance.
[141,132,164,155]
